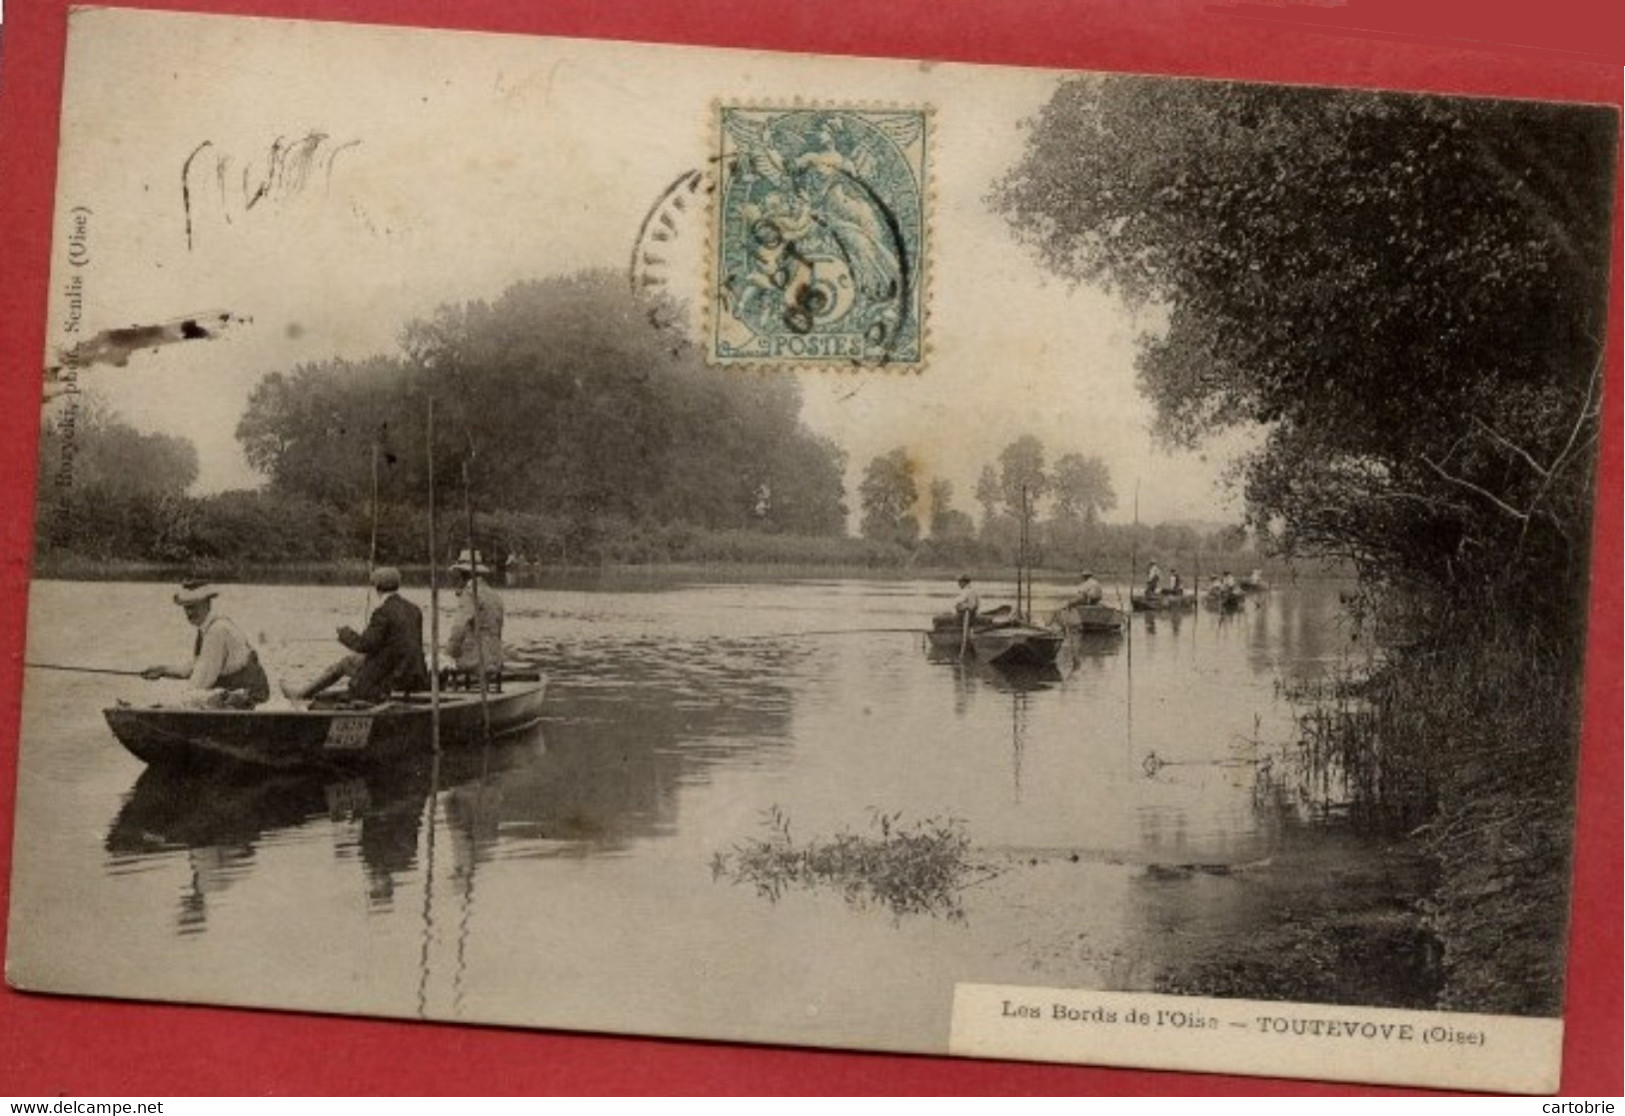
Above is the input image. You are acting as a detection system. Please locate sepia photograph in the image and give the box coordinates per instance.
[3,5,1618,1095]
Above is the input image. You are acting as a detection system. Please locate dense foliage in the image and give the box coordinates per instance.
[858,448,921,546]
[996,77,1613,621]
[997,73,1615,1014]
[239,271,850,540]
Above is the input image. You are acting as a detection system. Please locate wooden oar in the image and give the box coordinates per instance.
[26,662,148,678]
[959,609,971,659]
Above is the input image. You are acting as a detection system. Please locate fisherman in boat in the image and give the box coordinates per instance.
[953,575,980,619]
[1167,568,1184,596]
[1222,570,1238,592]
[1145,559,1162,597]
[1071,569,1104,606]
[280,566,431,704]
[141,582,271,708]
[447,549,505,677]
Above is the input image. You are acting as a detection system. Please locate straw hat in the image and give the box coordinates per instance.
[449,549,491,575]
[172,582,219,606]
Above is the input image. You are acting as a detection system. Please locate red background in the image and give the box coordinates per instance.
[0,0,1619,1097]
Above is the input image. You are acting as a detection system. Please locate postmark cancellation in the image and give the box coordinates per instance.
[711,104,930,369]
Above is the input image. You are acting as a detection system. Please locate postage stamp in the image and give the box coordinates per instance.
[711,105,929,368]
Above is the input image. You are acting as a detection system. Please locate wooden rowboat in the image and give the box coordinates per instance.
[1130,591,1198,612]
[104,678,547,771]
[925,605,1015,653]
[969,623,1065,668]
[1052,601,1126,634]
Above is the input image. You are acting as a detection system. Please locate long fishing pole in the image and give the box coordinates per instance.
[1127,478,1138,768]
[461,449,492,739]
[427,395,441,755]
[26,662,147,678]
[363,437,380,627]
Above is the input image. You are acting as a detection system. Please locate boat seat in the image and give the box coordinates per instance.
[436,667,506,694]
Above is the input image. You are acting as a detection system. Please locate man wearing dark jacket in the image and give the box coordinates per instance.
[281,567,430,702]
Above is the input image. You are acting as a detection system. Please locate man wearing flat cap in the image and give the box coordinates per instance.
[282,566,430,703]
[143,582,271,706]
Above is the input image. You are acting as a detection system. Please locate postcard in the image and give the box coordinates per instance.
[4,5,1618,1095]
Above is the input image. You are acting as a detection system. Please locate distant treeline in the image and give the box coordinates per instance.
[35,268,1268,576]
[34,483,1274,579]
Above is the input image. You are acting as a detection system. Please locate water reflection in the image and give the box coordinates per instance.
[105,735,545,931]
[100,626,813,943]
[19,577,1433,1039]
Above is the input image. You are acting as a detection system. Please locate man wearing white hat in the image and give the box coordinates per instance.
[142,582,270,706]
[447,549,504,676]
[1072,570,1104,606]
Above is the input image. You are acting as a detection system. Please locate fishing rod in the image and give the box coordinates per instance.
[501,627,935,660]
[427,395,441,754]
[461,446,492,739]
[26,662,147,678]
[363,436,380,627]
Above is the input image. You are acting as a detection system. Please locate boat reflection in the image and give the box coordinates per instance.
[105,732,547,931]
[920,653,1062,803]
[924,644,1065,686]
[103,647,806,938]
[1139,609,1185,637]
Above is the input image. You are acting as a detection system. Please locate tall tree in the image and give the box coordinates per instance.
[858,447,920,546]
[237,357,411,508]
[973,465,1000,532]
[239,271,850,536]
[997,435,1049,521]
[928,477,975,541]
[1050,453,1116,525]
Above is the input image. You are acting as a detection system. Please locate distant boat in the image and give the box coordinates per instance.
[104,678,547,771]
[925,605,1015,654]
[1204,585,1246,612]
[1239,575,1270,593]
[1052,601,1126,634]
[969,623,1066,668]
[927,483,1066,670]
[926,606,1065,667]
[1130,590,1198,612]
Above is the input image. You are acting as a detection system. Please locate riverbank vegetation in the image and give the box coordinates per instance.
[32,478,1280,582]
[998,76,1611,1013]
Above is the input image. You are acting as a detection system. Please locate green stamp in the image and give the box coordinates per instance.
[713,105,929,368]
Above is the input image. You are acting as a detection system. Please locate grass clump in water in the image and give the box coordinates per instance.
[713,806,996,922]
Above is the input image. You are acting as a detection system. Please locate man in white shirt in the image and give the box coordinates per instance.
[953,575,980,619]
[1073,570,1104,606]
[142,582,270,706]
[447,549,505,676]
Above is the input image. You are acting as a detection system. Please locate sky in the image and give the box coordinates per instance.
[43,9,1246,525]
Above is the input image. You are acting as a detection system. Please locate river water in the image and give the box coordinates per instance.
[8,574,1428,1053]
